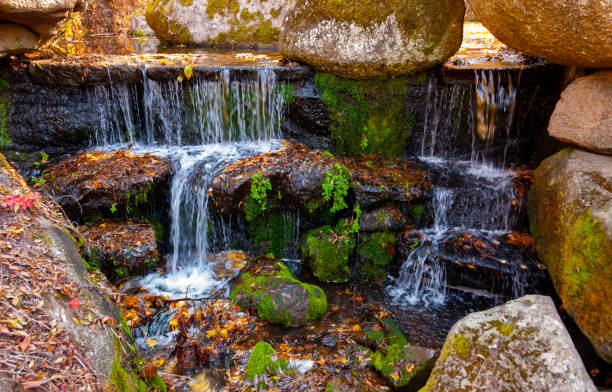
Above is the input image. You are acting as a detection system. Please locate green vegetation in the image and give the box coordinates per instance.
[245,342,288,380]
[314,72,414,156]
[244,172,272,221]
[358,231,396,281]
[322,164,352,213]
[247,210,295,258]
[302,225,355,282]
[279,83,296,105]
[0,76,12,147]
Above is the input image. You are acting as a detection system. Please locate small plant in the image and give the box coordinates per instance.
[251,172,272,211]
[110,204,117,214]
[322,151,335,159]
[33,151,49,166]
[360,129,368,151]
[1,192,41,212]
[322,164,351,213]
[30,176,45,186]
[365,160,373,168]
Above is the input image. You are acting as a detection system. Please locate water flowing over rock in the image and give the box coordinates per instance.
[548,71,612,155]
[145,0,289,47]
[421,295,596,391]
[467,0,612,68]
[529,148,612,363]
[279,0,465,79]
[43,149,172,218]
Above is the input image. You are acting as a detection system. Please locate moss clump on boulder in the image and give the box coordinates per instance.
[529,148,612,362]
[245,341,289,380]
[279,0,465,79]
[302,225,355,283]
[231,258,327,326]
[246,210,295,259]
[315,73,415,156]
[357,231,396,281]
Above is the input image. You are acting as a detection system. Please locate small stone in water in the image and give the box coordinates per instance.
[321,335,337,347]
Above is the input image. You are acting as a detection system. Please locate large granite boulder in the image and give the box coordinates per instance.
[529,148,612,363]
[0,23,40,55]
[467,0,612,68]
[279,0,465,79]
[421,295,596,391]
[548,71,612,155]
[145,0,289,47]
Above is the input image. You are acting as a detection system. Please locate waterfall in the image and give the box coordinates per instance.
[87,67,285,298]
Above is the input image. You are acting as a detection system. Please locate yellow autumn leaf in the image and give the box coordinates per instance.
[146,339,157,347]
[152,358,165,367]
[169,319,179,330]
[219,329,229,338]
[184,65,192,80]
[206,329,217,338]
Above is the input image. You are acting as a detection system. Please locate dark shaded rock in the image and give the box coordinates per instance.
[81,219,159,280]
[210,142,432,213]
[43,149,172,219]
[529,148,612,362]
[359,207,406,232]
[421,295,596,391]
[548,71,612,155]
[279,0,465,79]
[28,62,143,87]
[230,257,327,327]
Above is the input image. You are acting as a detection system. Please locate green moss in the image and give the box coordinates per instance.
[247,210,295,258]
[366,317,408,347]
[145,0,193,44]
[278,83,296,105]
[450,334,471,360]
[0,76,12,147]
[325,382,334,392]
[304,283,327,321]
[206,0,240,18]
[246,342,288,380]
[314,72,414,156]
[302,225,354,283]
[358,232,396,281]
[208,6,280,45]
[488,320,515,337]
[416,72,428,84]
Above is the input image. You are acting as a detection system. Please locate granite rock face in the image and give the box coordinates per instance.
[467,0,612,67]
[548,71,612,155]
[529,148,612,363]
[279,0,465,79]
[421,295,596,391]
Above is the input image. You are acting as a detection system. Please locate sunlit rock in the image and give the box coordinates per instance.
[529,148,612,363]
[145,0,290,47]
[0,23,40,55]
[467,0,612,68]
[548,71,612,155]
[208,250,249,281]
[421,295,596,391]
[279,0,465,79]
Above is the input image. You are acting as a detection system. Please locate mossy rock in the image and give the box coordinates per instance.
[230,258,327,326]
[529,148,612,362]
[247,210,295,258]
[359,207,407,232]
[357,231,396,282]
[279,0,465,79]
[145,0,290,46]
[420,295,595,391]
[245,341,288,380]
[302,225,355,283]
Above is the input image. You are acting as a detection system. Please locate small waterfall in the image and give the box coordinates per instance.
[88,83,140,145]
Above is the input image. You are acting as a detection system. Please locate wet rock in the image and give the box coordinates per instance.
[279,0,465,79]
[359,207,406,232]
[421,295,596,391]
[529,148,612,362]
[145,0,289,47]
[468,0,612,68]
[0,23,40,55]
[81,219,159,280]
[321,334,337,347]
[245,341,288,380]
[43,149,172,219]
[208,250,249,281]
[129,15,154,37]
[302,224,355,283]
[548,71,612,155]
[357,232,396,282]
[230,258,327,327]
[210,142,432,213]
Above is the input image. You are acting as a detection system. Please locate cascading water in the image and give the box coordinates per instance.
[87,67,285,298]
[389,69,523,307]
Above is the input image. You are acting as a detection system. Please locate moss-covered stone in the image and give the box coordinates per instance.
[279,0,465,79]
[247,210,295,258]
[245,341,289,380]
[357,231,396,281]
[0,75,12,147]
[529,148,612,362]
[231,258,327,326]
[302,225,355,283]
[315,73,415,156]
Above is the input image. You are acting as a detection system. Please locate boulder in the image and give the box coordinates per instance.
[467,0,612,68]
[145,0,289,47]
[81,219,159,280]
[43,149,172,218]
[548,71,612,155]
[279,0,464,79]
[0,0,83,38]
[359,207,407,232]
[421,295,596,391]
[0,23,40,55]
[230,258,327,326]
[529,148,612,362]
[129,15,155,37]
[210,142,432,213]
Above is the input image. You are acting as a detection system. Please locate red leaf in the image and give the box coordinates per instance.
[68,298,80,309]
